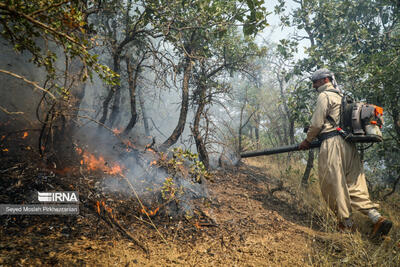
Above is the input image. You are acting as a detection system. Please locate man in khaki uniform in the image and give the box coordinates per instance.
[299,68,392,237]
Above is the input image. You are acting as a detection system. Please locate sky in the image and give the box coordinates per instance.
[259,0,309,60]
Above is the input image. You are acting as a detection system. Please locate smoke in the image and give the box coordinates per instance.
[75,66,207,217]
[0,35,224,216]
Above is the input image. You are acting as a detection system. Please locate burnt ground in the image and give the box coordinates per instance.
[0,152,330,267]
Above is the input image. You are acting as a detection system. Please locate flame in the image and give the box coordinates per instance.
[124,140,136,151]
[126,140,135,148]
[2,148,8,152]
[150,160,157,166]
[194,221,202,229]
[146,147,155,153]
[96,200,114,218]
[112,128,122,135]
[22,132,28,139]
[96,201,100,215]
[75,147,125,176]
[75,147,83,154]
[141,206,160,217]
[107,164,124,175]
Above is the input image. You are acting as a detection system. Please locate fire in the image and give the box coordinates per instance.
[96,200,114,218]
[96,201,100,215]
[22,132,28,139]
[112,128,122,135]
[124,140,136,151]
[75,147,125,176]
[2,148,8,152]
[141,206,160,217]
[194,221,202,229]
[146,147,156,154]
[150,160,157,166]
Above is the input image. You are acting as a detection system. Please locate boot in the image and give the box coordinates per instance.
[371,217,392,238]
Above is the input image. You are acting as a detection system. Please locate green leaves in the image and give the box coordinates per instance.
[0,0,117,85]
[280,0,400,184]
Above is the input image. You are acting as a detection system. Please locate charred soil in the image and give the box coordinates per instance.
[0,149,326,267]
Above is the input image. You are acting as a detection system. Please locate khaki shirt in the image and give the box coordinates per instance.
[306,82,342,143]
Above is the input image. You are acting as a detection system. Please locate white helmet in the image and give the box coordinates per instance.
[311,68,334,82]
[311,68,340,90]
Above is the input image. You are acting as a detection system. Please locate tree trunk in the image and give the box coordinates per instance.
[109,55,122,127]
[99,54,121,127]
[238,102,245,153]
[50,58,86,167]
[161,56,192,149]
[99,86,114,125]
[192,84,209,169]
[123,57,139,135]
[137,86,150,136]
[301,149,314,187]
[289,119,295,145]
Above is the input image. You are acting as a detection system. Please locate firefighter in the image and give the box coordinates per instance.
[299,68,392,237]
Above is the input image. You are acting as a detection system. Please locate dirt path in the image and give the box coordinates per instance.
[1,164,321,266]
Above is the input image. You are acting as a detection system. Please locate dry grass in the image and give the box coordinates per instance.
[244,154,400,267]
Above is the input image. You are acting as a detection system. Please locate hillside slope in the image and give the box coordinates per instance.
[0,157,399,266]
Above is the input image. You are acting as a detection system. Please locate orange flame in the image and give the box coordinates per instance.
[96,200,115,218]
[75,147,83,154]
[112,128,122,135]
[22,132,28,139]
[150,160,157,166]
[194,221,202,229]
[124,140,136,151]
[96,201,100,215]
[141,206,160,217]
[75,147,125,176]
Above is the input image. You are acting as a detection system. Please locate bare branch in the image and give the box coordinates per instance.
[0,69,56,99]
[0,106,24,115]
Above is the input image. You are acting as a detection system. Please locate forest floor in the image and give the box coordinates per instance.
[1,152,399,266]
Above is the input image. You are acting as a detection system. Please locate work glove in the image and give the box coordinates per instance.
[299,139,310,150]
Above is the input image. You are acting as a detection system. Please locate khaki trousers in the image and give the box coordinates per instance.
[318,136,379,220]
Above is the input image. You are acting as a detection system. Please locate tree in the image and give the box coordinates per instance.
[92,0,156,128]
[0,1,117,162]
[190,30,265,168]
[147,0,269,151]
